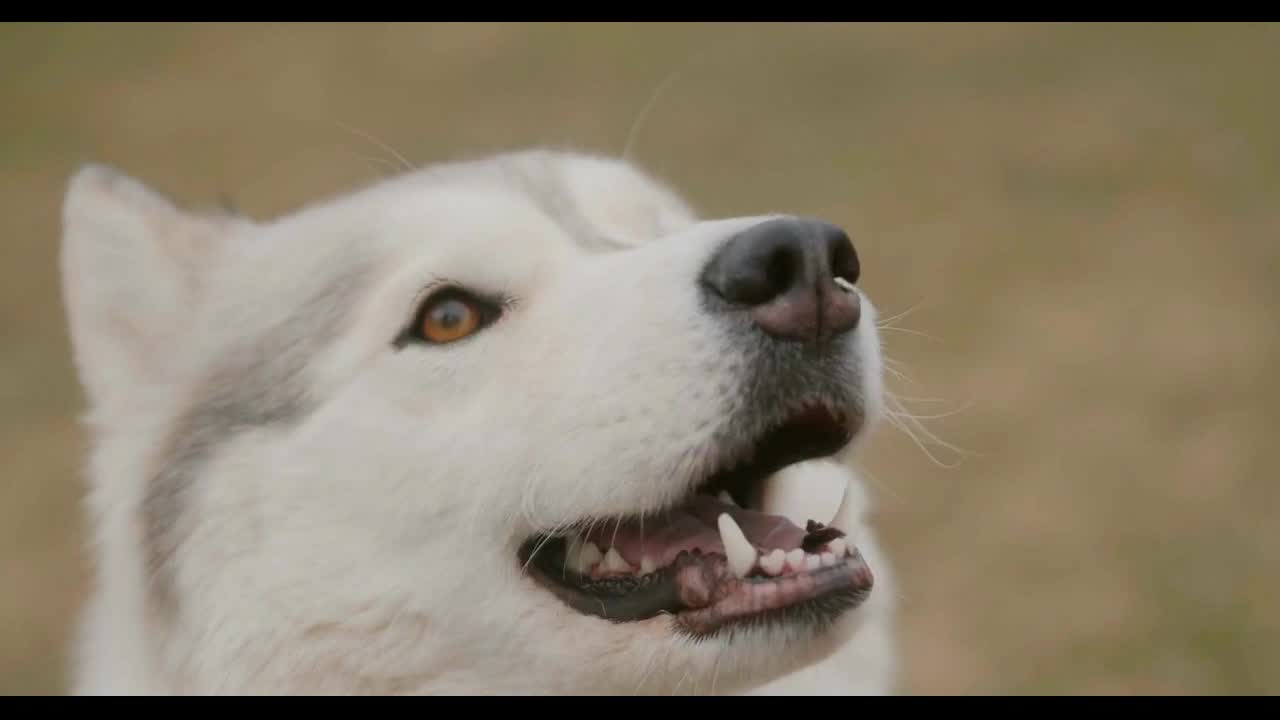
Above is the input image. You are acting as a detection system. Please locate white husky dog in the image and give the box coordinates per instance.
[58,148,897,695]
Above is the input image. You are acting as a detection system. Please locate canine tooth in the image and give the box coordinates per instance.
[831,479,856,533]
[829,538,847,558]
[640,555,656,575]
[717,490,737,506]
[786,549,806,572]
[717,513,757,578]
[577,542,602,573]
[759,460,847,529]
[805,554,822,571]
[603,547,632,573]
[760,549,786,576]
[821,552,837,567]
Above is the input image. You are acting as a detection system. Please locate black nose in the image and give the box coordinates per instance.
[700,217,861,343]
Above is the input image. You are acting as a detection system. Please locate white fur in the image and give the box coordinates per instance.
[60,148,897,695]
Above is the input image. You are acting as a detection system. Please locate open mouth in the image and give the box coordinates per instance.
[517,401,874,639]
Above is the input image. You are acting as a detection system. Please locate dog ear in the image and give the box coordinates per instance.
[59,164,244,415]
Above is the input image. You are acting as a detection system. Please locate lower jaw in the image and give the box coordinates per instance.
[519,540,874,639]
[672,559,873,638]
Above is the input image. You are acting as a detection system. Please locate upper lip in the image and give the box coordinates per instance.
[693,396,858,506]
[517,394,862,541]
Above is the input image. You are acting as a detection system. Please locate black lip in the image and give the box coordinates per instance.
[675,569,873,642]
[518,537,685,622]
[518,535,874,638]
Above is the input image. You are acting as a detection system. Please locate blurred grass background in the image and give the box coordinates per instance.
[1,22,1277,695]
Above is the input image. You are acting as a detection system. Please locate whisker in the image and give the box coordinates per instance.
[334,120,415,172]
[881,356,922,388]
[610,517,623,555]
[709,646,725,696]
[875,325,940,341]
[632,641,666,694]
[622,68,685,162]
[881,391,973,468]
[672,665,693,696]
[521,518,572,574]
[875,297,928,329]
[885,398,975,422]
[339,149,402,179]
[881,362,914,387]
[884,394,949,404]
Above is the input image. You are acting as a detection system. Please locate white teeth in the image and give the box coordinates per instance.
[831,479,856,533]
[640,555,656,575]
[603,547,632,574]
[717,512,758,578]
[576,541,602,574]
[829,538,847,558]
[805,554,822,571]
[758,459,848,528]
[821,552,837,567]
[786,549,806,572]
[717,490,737,506]
[760,549,786,576]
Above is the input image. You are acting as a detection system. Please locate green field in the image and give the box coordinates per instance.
[2,22,1276,695]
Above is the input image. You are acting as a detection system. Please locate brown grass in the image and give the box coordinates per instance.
[1,22,1276,695]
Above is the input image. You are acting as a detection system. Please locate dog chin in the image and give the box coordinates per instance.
[513,575,866,696]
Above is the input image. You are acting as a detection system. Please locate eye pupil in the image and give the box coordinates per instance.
[433,301,466,328]
[412,291,490,345]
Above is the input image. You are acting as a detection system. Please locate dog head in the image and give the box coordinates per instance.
[61,148,885,694]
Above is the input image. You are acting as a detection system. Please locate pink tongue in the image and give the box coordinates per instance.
[581,495,808,569]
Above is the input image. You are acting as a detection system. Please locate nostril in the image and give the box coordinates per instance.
[701,226,804,307]
[765,245,798,298]
[828,229,860,286]
[700,216,862,342]
[706,261,775,307]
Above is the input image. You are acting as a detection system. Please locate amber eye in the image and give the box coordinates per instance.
[418,295,483,344]
[395,286,506,349]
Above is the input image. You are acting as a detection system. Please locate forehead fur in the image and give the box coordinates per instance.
[174,149,699,372]
[343,148,698,248]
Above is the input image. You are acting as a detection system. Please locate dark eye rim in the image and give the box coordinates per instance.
[392,285,510,350]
